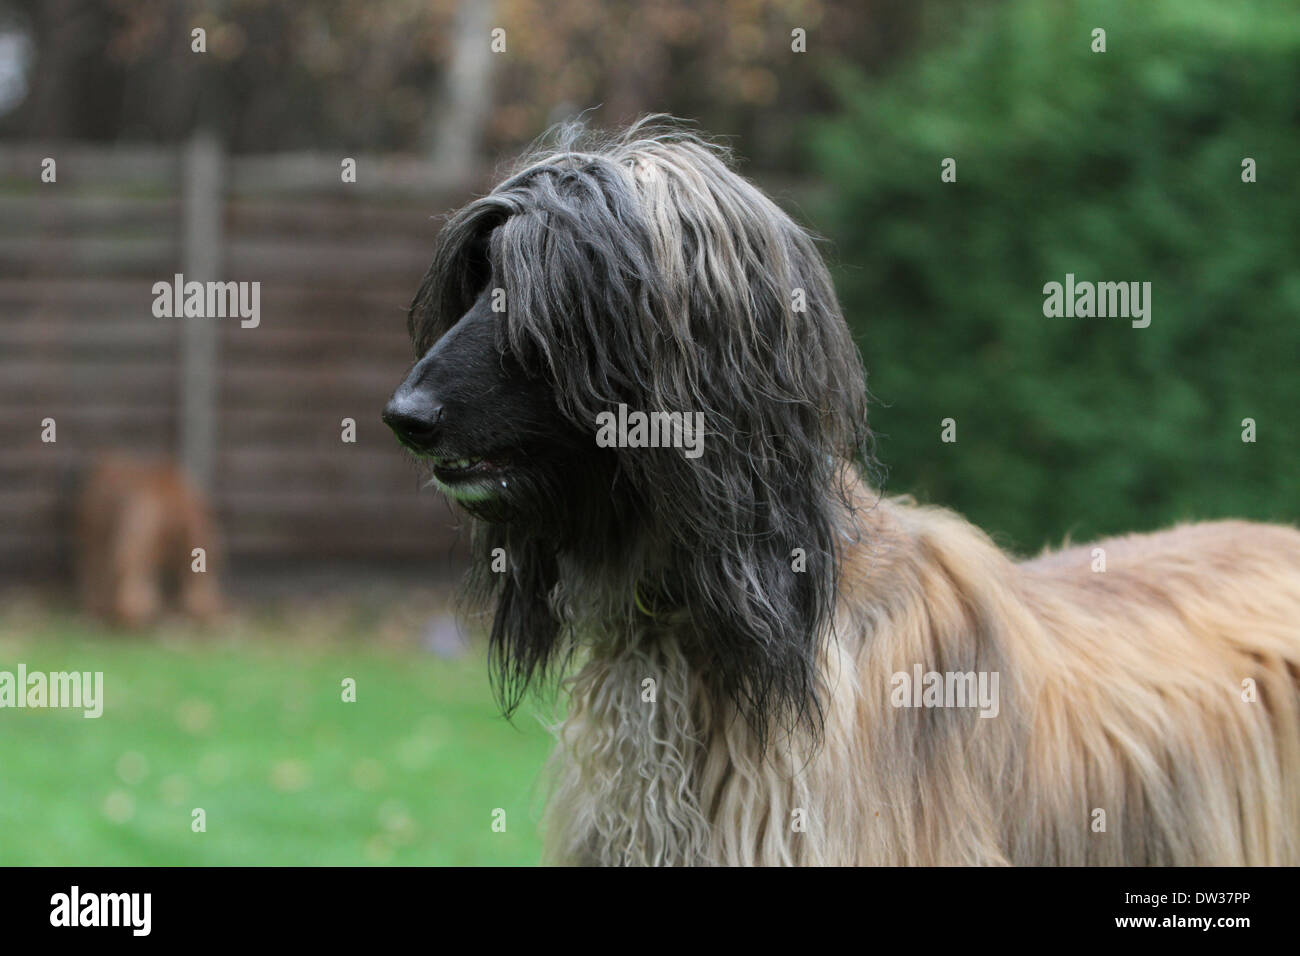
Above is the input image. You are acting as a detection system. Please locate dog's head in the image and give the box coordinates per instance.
[385,119,871,733]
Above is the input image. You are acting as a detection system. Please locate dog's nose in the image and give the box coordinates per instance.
[382,394,444,450]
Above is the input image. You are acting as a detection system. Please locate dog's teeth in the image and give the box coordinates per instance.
[437,457,484,471]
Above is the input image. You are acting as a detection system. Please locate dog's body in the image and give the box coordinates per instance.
[386,119,1300,865]
[547,487,1300,864]
[76,455,221,628]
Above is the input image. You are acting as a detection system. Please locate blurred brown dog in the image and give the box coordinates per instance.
[75,456,222,628]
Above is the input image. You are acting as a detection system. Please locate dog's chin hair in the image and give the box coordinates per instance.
[423,475,501,503]
[460,461,630,717]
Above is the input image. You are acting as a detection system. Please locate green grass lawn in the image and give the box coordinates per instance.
[0,605,553,865]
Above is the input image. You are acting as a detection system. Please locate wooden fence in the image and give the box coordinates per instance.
[0,136,477,580]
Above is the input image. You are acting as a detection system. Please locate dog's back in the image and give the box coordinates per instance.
[832,500,1300,864]
[1011,519,1300,863]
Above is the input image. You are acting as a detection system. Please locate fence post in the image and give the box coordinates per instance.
[179,128,223,492]
[428,0,495,182]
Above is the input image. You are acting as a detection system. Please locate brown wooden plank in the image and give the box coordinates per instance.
[228,151,472,198]
[0,237,176,276]
[0,277,411,306]
[215,448,428,487]
[0,322,179,353]
[0,195,178,232]
[224,237,430,283]
[226,198,450,238]
[0,143,179,187]
[0,276,173,307]
[0,362,174,396]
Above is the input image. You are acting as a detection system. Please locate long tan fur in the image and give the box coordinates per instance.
[544,482,1300,865]
[76,455,222,628]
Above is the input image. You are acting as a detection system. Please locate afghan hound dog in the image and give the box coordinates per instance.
[75,455,221,628]
[384,119,1300,866]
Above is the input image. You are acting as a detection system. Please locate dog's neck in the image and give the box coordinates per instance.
[542,604,868,865]
[541,518,874,866]
[543,621,713,865]
[535,486,894,868]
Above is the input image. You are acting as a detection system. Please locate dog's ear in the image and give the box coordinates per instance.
[625,253,860,738]
[594,148,870,737]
